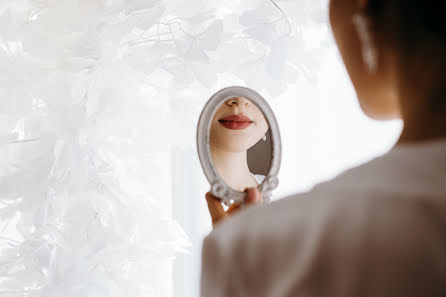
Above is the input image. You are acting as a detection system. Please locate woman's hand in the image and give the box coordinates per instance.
[205,188,262,228]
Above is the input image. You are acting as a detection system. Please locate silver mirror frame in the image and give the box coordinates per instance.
[197,86,281,205]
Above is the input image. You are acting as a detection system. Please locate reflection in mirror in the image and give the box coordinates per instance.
[209,97,271,192]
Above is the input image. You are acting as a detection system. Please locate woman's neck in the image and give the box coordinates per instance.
[398,100,446,144]
[210,146,257,192]
[397,50,446,144]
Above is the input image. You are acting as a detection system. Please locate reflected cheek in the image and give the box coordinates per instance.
[209,122,222,146]
[252,125,265,137]
[256,118,269,135]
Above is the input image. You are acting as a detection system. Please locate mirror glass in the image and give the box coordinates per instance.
[209,97,272,192]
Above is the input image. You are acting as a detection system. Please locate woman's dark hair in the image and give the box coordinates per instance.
[367,1,446,111]
[366,0,446,48]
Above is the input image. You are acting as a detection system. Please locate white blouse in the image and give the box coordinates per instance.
[201,138,446,297]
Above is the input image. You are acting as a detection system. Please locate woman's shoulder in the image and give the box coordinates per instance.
[312,139,446,198]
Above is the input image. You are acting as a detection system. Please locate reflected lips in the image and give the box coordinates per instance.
[218,114,253,130]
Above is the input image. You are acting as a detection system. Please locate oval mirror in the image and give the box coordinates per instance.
[197,86,281,205]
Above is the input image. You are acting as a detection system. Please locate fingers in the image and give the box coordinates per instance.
[245,187,262,204]
[205,192,226,226]
[205,189,262,228]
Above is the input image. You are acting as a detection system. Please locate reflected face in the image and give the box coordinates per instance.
[210,97,269,152]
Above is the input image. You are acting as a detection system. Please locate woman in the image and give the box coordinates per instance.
[210,97,269,192]
[202,0,446,296]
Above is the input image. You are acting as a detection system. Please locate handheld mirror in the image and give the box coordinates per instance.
[197,86,281,205]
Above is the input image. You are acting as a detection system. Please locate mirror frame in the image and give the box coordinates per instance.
[197,86,281,205]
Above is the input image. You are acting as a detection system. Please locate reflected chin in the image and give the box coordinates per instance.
[212,143,250,153]
[210,136,254,152]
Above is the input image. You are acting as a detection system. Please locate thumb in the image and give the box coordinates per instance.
[245,188,262,204]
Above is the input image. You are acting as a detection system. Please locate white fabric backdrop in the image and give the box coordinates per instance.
[0,1,402,296]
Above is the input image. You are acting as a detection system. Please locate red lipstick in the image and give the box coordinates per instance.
[218,114,253,130]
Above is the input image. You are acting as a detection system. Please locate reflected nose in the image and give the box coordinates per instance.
[225,97,250,108]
